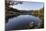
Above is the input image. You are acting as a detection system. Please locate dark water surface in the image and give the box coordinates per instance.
[5,15,41,30]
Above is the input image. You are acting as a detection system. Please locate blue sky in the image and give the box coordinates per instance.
[10,1,44,11]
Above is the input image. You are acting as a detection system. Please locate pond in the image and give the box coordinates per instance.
[5,15,41,30]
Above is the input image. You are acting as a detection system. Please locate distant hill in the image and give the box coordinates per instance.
[5,7,33,17]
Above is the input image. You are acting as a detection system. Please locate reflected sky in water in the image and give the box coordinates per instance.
[6,15,41,30]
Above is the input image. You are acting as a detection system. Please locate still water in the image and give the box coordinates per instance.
[5,15,41,30]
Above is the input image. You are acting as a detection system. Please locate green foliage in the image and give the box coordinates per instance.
[32,8,44,28]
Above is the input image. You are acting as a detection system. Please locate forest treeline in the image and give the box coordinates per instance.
[32,8,44,28]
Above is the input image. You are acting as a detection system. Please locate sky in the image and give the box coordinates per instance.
[9,1,44,11]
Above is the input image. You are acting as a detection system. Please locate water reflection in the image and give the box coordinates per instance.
[5,15,41,30]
